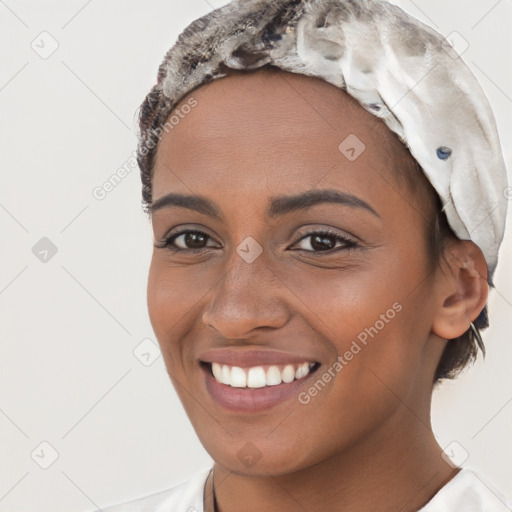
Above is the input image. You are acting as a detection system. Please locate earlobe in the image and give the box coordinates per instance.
[431,241,489,340]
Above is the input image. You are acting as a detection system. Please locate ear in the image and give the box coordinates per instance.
[431,240,489,340]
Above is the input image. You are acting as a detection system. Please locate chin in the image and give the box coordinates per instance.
[200,432,325,477]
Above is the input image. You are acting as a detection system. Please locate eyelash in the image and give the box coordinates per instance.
[155,228,358,254]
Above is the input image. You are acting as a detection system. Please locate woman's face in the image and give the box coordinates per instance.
[147,69,445,475]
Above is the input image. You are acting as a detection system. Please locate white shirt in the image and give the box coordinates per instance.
[97,467,511,511]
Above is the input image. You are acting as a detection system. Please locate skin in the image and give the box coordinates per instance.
[147,68,488,512]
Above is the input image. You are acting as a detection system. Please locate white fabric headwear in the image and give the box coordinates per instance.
[139,0,508,282]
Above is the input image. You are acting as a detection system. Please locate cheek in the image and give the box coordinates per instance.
[278,252,420,335]
[146,256,207,371]
[147,261,176,340]
[281,252,431,388]
[147,253,211,326]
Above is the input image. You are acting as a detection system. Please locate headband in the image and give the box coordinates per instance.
[138,0,508,282]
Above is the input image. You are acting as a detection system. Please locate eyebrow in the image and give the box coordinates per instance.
[267,189,379,218]
[150,189,379,219]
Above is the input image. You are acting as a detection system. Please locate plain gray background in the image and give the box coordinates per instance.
[1,1,511,510]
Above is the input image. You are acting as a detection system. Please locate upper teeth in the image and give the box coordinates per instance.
[211,362,315,388]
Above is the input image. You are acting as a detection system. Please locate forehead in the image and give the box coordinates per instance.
[158,68,386,144]
[152,68,414,205]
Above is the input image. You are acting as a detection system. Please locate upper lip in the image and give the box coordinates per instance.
[198,348,319,367]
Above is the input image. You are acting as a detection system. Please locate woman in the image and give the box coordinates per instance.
[100,0,510,510]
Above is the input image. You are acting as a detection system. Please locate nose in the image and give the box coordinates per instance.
[201,253,290,339]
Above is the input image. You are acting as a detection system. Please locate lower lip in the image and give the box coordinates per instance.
[201,364,318,413]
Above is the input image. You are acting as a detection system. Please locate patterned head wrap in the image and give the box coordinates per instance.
[137,0,508,282]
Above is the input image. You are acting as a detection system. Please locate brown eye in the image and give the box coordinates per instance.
[309,233,337,251]
[292,230,357,253]
[174,231,208,249]
[157,230,220,251]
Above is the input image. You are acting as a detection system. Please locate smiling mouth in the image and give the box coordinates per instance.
[201,361,321,389]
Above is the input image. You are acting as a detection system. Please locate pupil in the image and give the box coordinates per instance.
[311,234,334,251]
[186,232,206,248]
